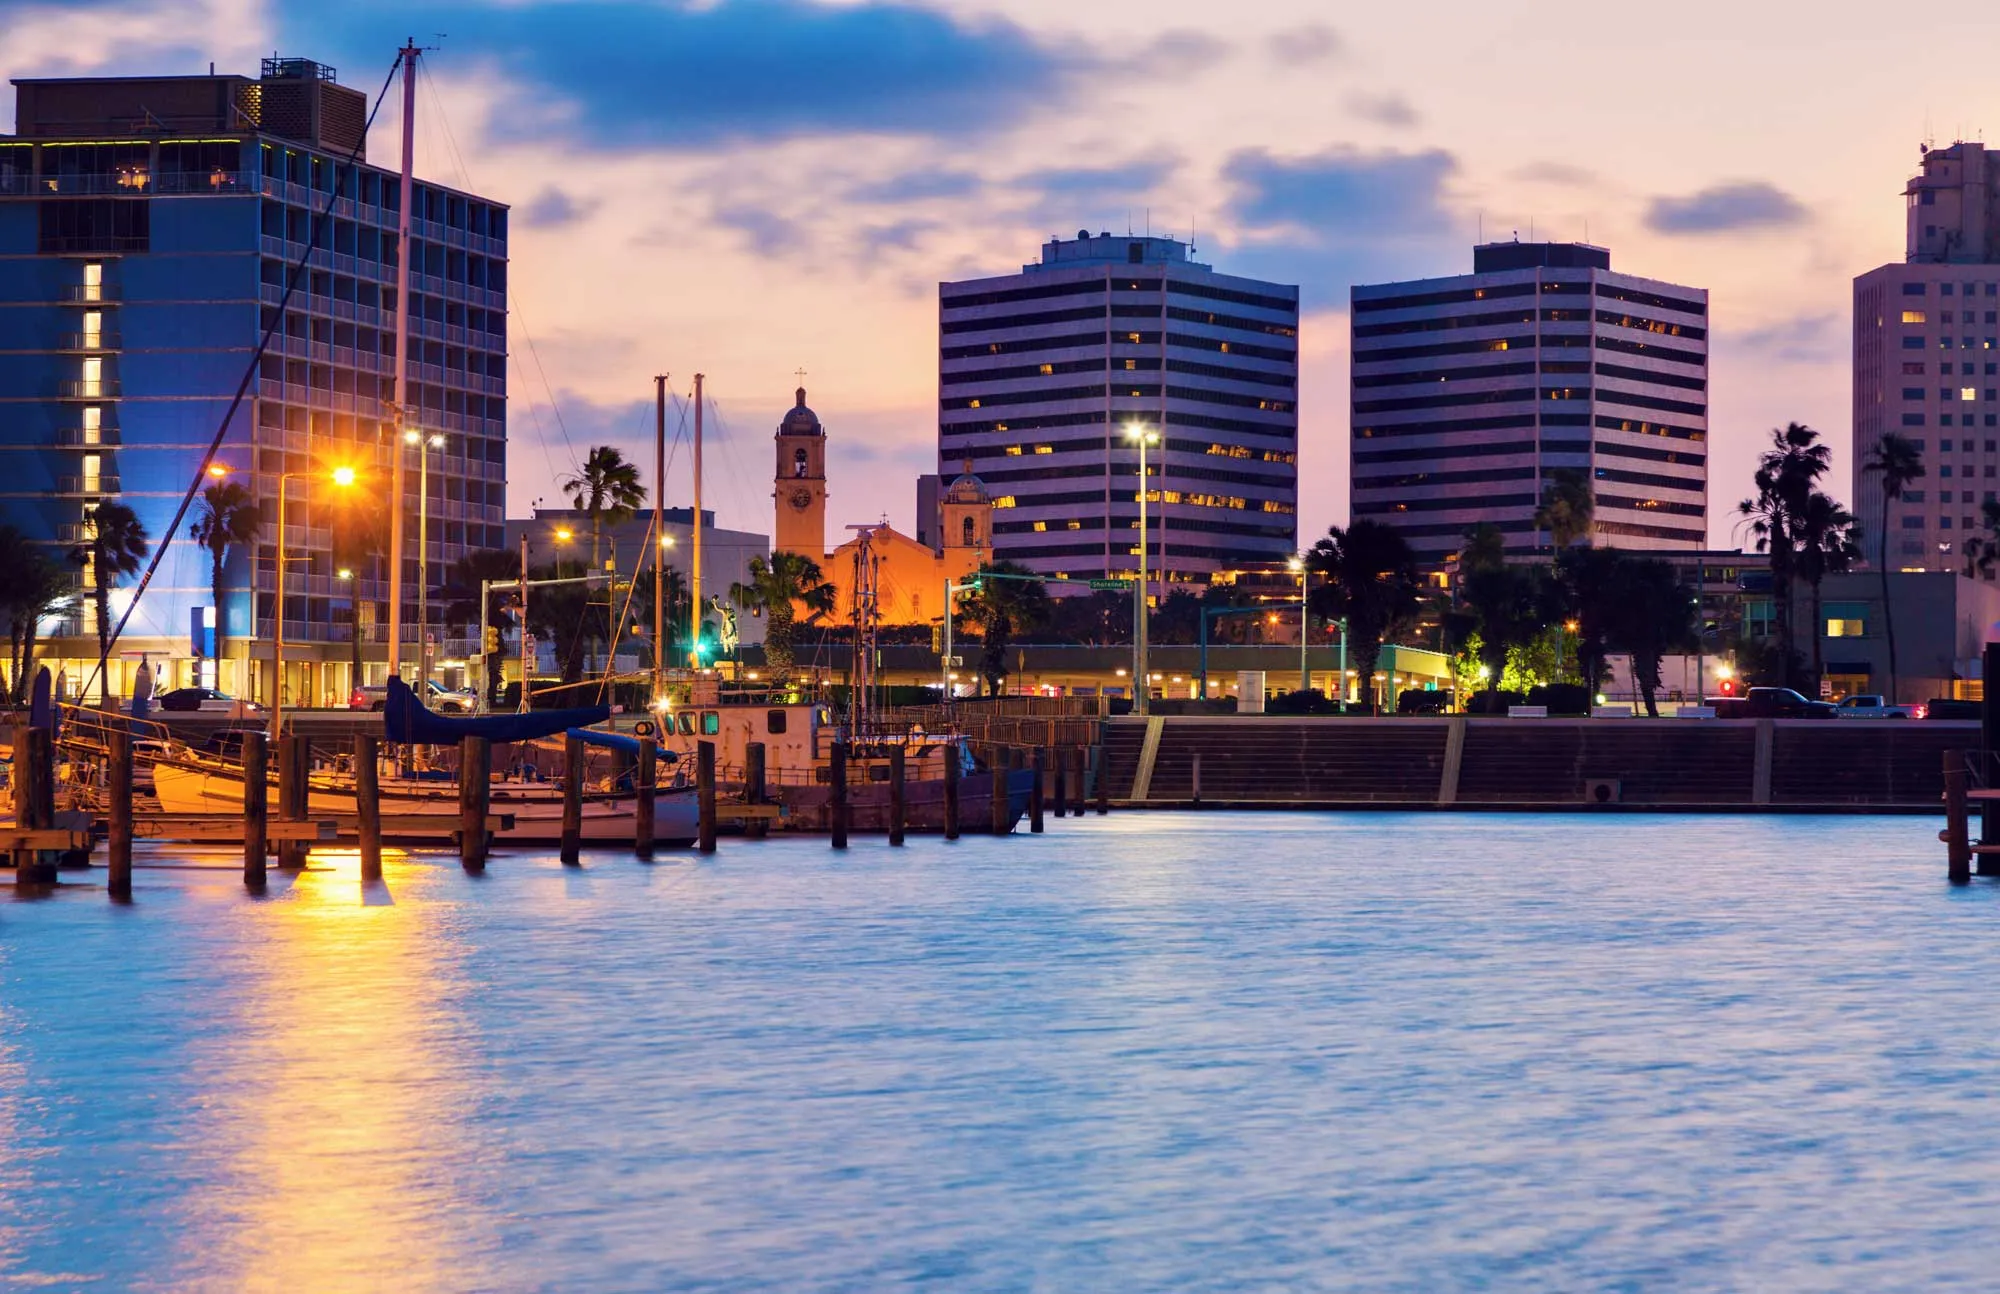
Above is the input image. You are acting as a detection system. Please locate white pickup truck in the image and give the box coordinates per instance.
[1834,694,1924,719]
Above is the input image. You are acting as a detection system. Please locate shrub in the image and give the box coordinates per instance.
[1527,682,1592,715]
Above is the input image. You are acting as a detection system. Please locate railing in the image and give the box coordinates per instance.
[58,332,120,351]
[58,380,119,399]
[57,476,120,495]
[154,170,249,194]
[64,285,117,303]
[56,426,120,447]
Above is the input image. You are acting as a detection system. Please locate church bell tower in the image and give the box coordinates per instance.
[773,386,827,558]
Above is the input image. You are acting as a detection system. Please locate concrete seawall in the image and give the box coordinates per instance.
[1103,717,1975,812]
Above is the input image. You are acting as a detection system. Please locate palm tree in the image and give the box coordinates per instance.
[1739,422,1834,688]
[1446,523,1555,712]
[1534,468,1595,550]
[1605,557,1697,717]
[1861,433,1925,703]
[730,552,835,672]
[955,561,1051,695]
[559,445,646,572]
[1965,499,2000,579]
[187,480,261,683]
[1306,518,1420,713]
[0,527,76,705]
[1554,545,1623,700]
[69,502,149,708]
[1792,490,1861,687]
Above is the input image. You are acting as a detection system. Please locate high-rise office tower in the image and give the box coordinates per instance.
[0,58,508,703]
[938,231,1299,586]
[1350,242,1709,569]
[1853,141,2000,574]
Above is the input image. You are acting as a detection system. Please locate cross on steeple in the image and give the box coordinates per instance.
[794,366,808,384]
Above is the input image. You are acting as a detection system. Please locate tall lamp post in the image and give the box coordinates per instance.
[270,463,357,739]
[1287,554,1309,696]
[1124,421,1159,715]
[404,429,445,696]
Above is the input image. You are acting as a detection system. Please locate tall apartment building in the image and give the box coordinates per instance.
[1350,242,1709,569]
[1853,141,2000,574]
[0,58,507,705]
[938,231,1299,587]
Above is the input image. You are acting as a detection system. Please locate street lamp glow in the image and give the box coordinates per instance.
[331,465,357,487]
[206,463,229,478]
[554,526,573,542]
[1287,556,1304,574]
[336,567,353,581]
[658,534,675,548]
[1123,421,1159,446]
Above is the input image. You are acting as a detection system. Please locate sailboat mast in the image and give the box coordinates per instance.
[387,39,419,680]
[691,372,704,668]
[653,373,667,700]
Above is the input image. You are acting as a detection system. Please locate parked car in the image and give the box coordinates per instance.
[1925,698,1983,721]
[1834,694,1924,719]
[350,679,478,713]
[1711,687,1838,719]
[155,687,263,717]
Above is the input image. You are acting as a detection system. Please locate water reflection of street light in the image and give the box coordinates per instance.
[273,464,358,738]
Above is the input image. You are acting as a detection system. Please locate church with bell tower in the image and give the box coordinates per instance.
[772,386,827,558]
[768,384,991,627]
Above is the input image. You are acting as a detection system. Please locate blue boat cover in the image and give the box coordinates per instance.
[383,676,609,745]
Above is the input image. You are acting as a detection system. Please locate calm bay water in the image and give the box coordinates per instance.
[3,812,1999,1290]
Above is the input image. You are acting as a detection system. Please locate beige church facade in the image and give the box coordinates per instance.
[771,389,991,627]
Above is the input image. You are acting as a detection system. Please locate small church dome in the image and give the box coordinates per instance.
[778,387,823,437]
[946,457,988,503]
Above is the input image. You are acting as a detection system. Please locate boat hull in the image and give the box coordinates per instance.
[152,760,700,845]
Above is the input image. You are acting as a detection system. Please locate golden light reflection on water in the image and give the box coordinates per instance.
[178,852,495,1291]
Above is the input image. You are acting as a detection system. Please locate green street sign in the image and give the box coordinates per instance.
[1089,578,1133,591]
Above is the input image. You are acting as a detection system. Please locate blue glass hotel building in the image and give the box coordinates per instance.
[0,59,507,705]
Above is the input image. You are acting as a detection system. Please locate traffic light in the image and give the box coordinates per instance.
[482,626,500,654]
[930,623,943,652]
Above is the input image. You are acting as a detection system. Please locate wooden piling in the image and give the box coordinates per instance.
[888,745,906,846]
[991,748,1009,836]
[829,740,849,850]
[697,740,717,854]
[745,741,768,839]
[1946,749,1972,885]
[1051,748,1067,825]
[11,727,56,887]
[1030,747,1045,833]
[559,732,583,866]
[1069,745,1085,816]
[460,735,490,872]
[107,728,133,900]
[635,736,657,859]
[1094,744,1108,815]
[356,733,382,882]
[241,730,268,890]
[1191,753,1202,807]
[943,742,960,840]
[276,734,306,869]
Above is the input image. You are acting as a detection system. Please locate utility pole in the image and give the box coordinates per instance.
[653,373,668,702]
[386,39,418,681]
[690,372,704,668]
[517,530,530,713]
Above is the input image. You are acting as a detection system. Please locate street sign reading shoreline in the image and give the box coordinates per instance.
[1088,578,1133,591]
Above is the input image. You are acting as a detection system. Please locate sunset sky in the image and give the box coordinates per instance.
[5,0,1989,551]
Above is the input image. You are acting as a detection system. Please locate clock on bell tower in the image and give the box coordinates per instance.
[772,386,827,558]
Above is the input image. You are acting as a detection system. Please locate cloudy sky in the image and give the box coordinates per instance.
[5,0,1986,549]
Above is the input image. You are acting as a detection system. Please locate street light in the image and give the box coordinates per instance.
[271,462,358,739]
[1288,554,1308,697]
[1124,421,1159,715]
[404,429,446,694]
